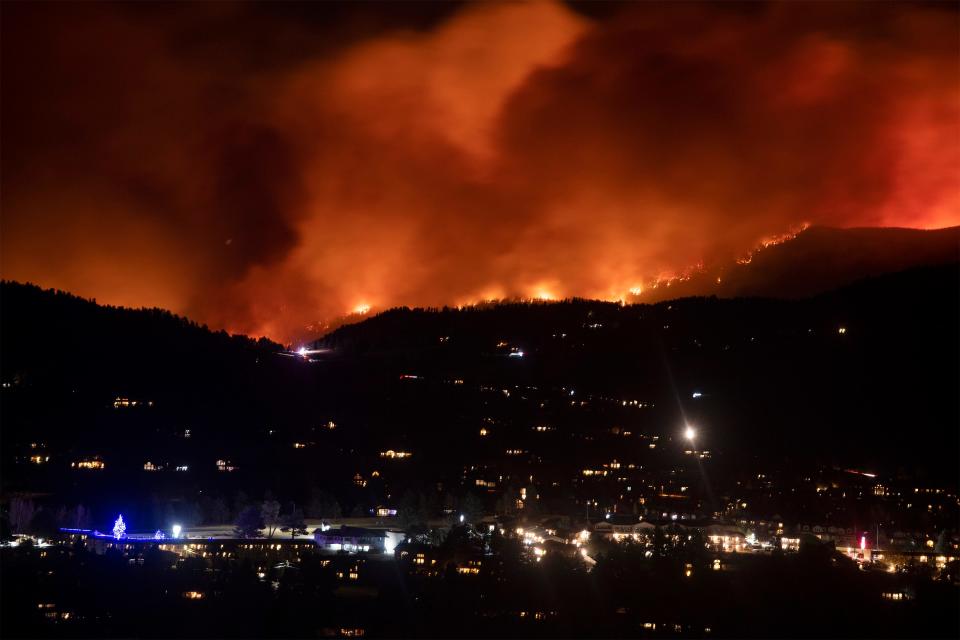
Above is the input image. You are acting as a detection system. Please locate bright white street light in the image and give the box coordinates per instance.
[172,524,182,539]
[684,426,696,441]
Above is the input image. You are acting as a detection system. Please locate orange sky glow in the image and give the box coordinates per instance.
[2,1,958,342]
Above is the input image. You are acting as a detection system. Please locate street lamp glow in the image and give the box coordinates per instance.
[684,426,696,441]
[172,524,182,539]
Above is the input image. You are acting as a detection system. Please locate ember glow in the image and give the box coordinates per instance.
[2,1,958,342]
[736,223,812,266]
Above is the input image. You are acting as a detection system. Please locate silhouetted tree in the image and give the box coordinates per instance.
[261,500,281,538]
[9,497,34,533]
[234,506,263,538]
[422,491,440,519]
[182,501,203,527]
[233,491,250,519]
[71,504,92,529]
[350,503,367,518]
[211,497,230,524]
[306,489,342,519]
[0,509,11,541]
[398,490,426,530]
[489,528,523,567]
[29,508,59,539]
[281,504,308,539]
[460,493,484,524]
[440,524,484,566]
[935,529,948,553]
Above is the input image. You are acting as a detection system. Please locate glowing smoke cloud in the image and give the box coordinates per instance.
[1,1,957,341]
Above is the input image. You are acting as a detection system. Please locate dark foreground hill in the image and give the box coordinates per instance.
[1,262,957,511]
[0,282,317,463]
[317,263,959,481]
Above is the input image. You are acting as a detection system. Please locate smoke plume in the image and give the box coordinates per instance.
[2,1,957,341]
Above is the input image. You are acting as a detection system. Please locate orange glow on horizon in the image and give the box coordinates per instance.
[0,1,957,342]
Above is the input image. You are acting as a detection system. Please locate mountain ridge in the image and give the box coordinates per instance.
[640,224,959,303]
[1,261,957,492]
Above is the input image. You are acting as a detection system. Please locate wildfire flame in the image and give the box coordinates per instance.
[736,223,812,265]
[1,3,956,343]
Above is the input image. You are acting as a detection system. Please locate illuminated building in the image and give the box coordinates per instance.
[113,397,153,409]
[592,516,656,541]
[779,537,801,552]
[704,524,748,552]
[314,526,389,553]
[582,469,609,477]
[67,531,321,562]
[71,458,105,470]
[456,560,482,575]
[379,450,412,459]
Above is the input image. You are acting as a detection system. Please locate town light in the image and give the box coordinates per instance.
[172,524,182,539]
[113,515,126,540]
[684,426,696,441]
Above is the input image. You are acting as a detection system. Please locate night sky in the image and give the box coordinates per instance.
[2,1,957,341]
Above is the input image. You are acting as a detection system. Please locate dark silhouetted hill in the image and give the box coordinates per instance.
[644,225,959,302]
[315,264,958,481]
[2,259,957,498]
[1,280,283,393]
[0,281,317,462]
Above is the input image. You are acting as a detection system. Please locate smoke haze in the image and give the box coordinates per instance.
[2,1,957,341]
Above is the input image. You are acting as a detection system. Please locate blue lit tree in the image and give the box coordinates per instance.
[113,514,126,540]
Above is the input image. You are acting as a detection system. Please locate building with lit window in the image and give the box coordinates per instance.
[314,526,388,553]
[592,516,657,541]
